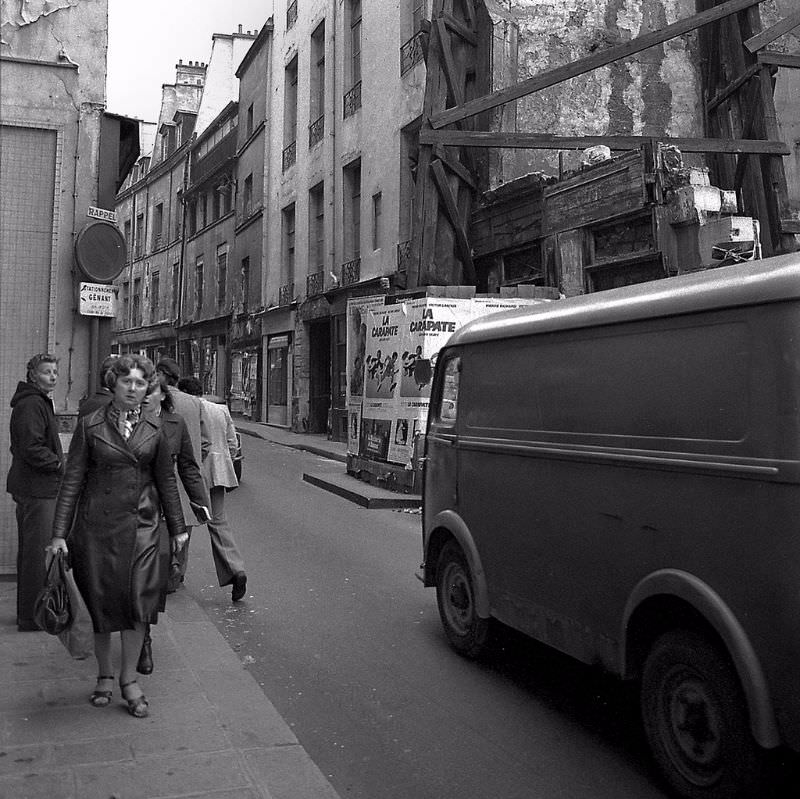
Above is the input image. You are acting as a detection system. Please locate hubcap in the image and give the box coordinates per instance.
[442,562,473,636]
[662,668,722,785]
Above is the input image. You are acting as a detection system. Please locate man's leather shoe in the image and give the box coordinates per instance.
[231,572,247,602]
[137,635,153,675]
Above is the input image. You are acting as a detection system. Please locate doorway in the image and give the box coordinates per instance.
[308,320,331,433]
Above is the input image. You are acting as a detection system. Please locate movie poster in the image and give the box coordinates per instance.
[349,294,549,466]
[364,304,403,402]
[346,296,386,456]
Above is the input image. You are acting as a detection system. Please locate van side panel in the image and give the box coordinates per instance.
[448,302,800,749]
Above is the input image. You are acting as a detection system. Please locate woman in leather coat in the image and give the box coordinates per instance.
[48,354,187,718]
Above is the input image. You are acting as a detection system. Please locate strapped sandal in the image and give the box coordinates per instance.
[120,679,149,718]
[90,674,114,707]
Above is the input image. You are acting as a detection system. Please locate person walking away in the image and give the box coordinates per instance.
[178,377,247,602]
[48,354,188,718]
[6,354,65,632]
[154,357,209,591]
[136,380,210,675]
[78,353,118,417]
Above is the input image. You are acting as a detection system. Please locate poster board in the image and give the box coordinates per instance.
[346,294,548,467]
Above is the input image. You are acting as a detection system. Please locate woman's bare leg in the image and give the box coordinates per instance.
[92,633,114,704]
[120,624,146,692]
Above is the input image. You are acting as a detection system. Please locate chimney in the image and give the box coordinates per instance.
[238,24,243,34]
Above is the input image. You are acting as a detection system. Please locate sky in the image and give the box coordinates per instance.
[106,0,273,122]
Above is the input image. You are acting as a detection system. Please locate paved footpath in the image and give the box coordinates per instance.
[0,580,341,799]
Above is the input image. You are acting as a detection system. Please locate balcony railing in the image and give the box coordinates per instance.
[400,31,426,75]
[306,271,324,296]
[286,0,297,30]
[341,257,361,287]
[308,114,324,148]
[153,233,163,250]
[282,140,296,172]
[278,282,295,306]
[343,81,362,119]
[397,239,412,272]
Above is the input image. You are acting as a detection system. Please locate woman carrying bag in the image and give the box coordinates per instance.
[48,354,187,718]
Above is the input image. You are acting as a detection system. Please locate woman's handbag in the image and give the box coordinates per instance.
[33,550,94,659]
[58,559,94,659]
[33,550,71,635]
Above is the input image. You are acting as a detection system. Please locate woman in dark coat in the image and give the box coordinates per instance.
[48,354,187,718]
[6,353,64,632]
[136,379,210,675]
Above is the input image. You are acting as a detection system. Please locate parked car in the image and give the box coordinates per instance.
[421,253,800,799]
[202,395,242,482]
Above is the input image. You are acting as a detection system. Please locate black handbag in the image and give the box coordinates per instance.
[33,551,72,635]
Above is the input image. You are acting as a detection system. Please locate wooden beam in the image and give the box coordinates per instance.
[433,146,477,189]
[743,9,800,52]
[443,12,477,46]
[435,17,464,107]
[758,51,800,69]
[462,0,477,30]
[431,0,764,129]
[706,64,759,112]
[419,128,790,155]
[430,159,476,283]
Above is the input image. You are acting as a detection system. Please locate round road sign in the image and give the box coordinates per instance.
[74,221,127,283]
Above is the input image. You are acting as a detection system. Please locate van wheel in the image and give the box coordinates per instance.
[641,629,768,799]
[435,540,490,658]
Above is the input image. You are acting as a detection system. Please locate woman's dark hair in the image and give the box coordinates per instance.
[104,353,157,392]
[159,385,175,413]
[26,353,58,383]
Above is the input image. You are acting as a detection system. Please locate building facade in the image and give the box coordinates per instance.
[0,0,136,573]
[263,0,429,438]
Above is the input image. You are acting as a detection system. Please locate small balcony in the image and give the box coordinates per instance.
[400,31,426,75]
[278,282,295,306]
[306,271,324,296]
[286,0,297,30]
[308,114,324,148]
[341,257,361,287]
[282,140,297,172]
[343,81,362,119]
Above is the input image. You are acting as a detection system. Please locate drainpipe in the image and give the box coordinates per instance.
[175,146,190,365]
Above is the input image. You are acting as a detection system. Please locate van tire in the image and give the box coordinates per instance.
[435,540,490,658]
[641,629,768,799]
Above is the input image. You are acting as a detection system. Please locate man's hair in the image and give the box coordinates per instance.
[104,353,157,392]
[26,353,58,383]
[177,376,203,396]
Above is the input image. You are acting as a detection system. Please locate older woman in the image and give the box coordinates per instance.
[6,353,64,632]
[48,354,188,718]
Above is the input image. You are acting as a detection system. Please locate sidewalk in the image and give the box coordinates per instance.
[0,580,341,799]
[234,421,421,510]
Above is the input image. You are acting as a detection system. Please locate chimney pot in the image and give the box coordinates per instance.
[238,24,242,33]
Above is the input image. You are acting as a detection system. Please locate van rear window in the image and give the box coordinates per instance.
[432,355,460,426]
[465,321,749,442]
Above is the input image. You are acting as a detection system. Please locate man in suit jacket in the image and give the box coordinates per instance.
[155,357,210,591]
[178,377,247,603]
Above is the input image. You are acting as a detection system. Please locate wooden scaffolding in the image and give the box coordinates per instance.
[408,0,800,290]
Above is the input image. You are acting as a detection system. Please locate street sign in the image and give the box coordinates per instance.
[74,220,127,282]
[87,206,117,223]
[79,282,118,317]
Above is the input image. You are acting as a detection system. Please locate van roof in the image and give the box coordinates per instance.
[447,253,800,347]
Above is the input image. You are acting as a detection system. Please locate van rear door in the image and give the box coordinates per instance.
[423,351,461,527]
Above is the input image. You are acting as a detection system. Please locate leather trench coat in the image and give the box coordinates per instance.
[52,406,186,632]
